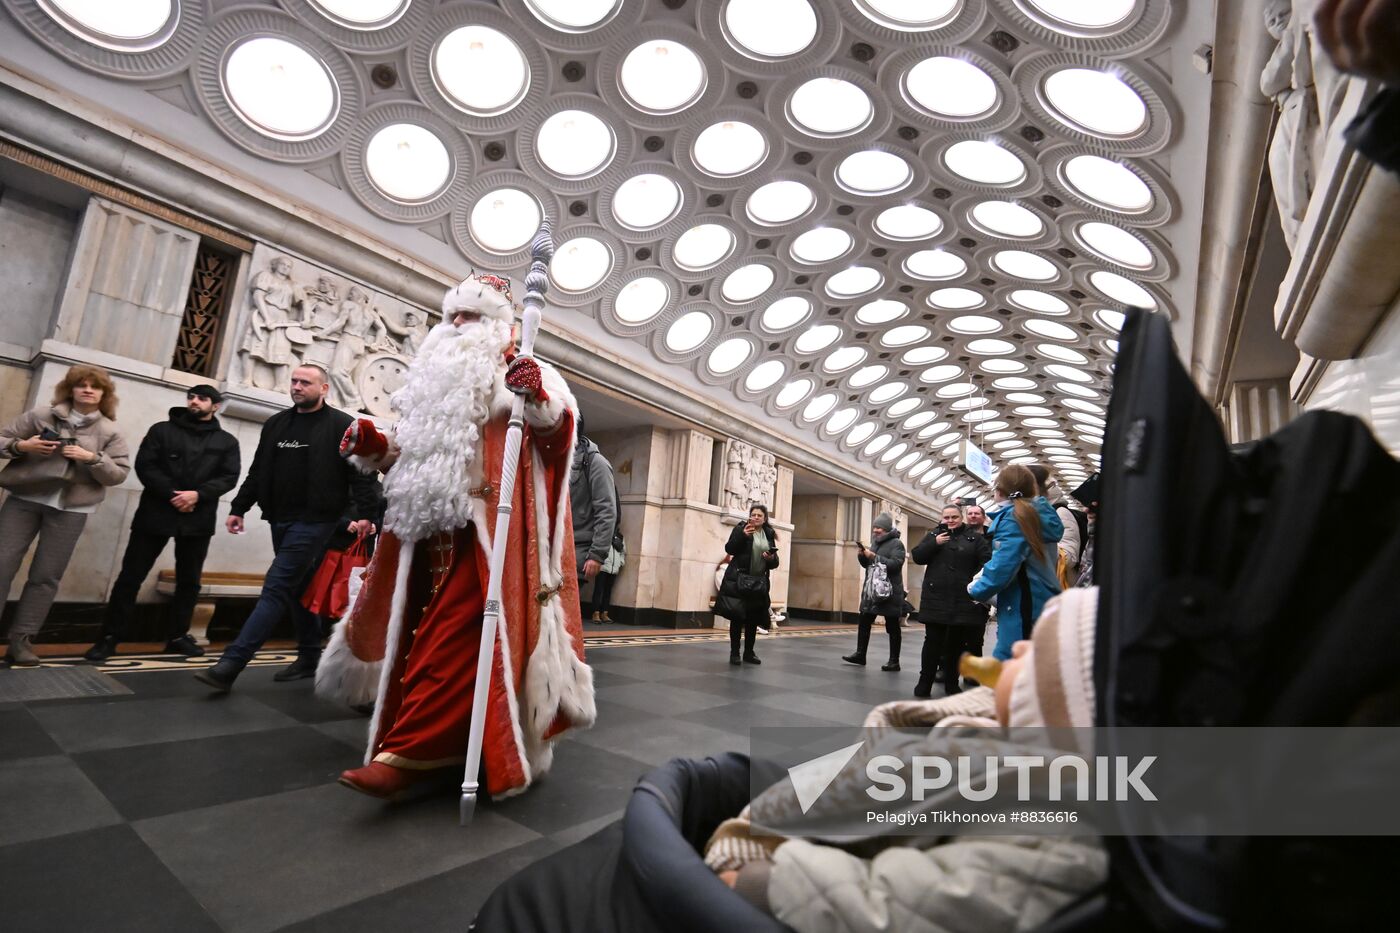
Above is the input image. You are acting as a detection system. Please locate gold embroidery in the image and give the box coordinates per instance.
[536,583,561,606]
[470,483,496,498]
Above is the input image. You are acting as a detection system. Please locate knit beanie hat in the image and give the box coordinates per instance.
[1008,587,1098,730]
[873,512,894,532]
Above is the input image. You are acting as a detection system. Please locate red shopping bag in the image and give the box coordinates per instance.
[301,536,370,619]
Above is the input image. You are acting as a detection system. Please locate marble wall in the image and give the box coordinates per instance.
[0,185,76,356]
[1305,293,1400,457]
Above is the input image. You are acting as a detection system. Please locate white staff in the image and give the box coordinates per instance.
[460,219,554,825]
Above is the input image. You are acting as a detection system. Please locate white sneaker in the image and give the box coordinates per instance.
[757,627,770,635]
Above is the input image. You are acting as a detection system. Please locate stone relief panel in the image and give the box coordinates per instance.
[722,439,777,511]
[233,245,435,417]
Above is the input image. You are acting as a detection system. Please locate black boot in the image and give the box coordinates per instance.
[273,656,319,682]
[84,635,119,662]
[913,674,933,699]
[729,654,742,666]
[194,658,243,692]
[882,659,900,672]
[842,653,866,666]
[743,652,762,665]
[164,634,206,658]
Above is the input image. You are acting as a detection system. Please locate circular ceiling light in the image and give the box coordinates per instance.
[1026,0,1138,30]
[802,392,839,421]
[1078,221,1153,269]
[613,276,670,323]
[904,249,967,280]
[746,180,815,225]
[364,123,450,202]
[855,0,959,30]
[980,358,1028,374]
[936,382,978,399]
[993,376,1037,390]
[902,346,948,365]
[1039,343,1090,364]
[1090,271,1156,308]
[524,0,620,31]
[947,314,1001,335]
[905,56,998,118]
[612,173,682,230]
[44,0,173,44]
[795,324,841,353]
[761,295,812,331]
[949,397,988,411]
[928,287,985,310]
[855,299,907,325]
[1005,392,1046,404]
[1057,382,1102,399]
[310,0,409,27]
[823,345,867,372]
[1007,289,1068,316]
[880,442,909,464]
[722,263,776,303]
[1022,417,1059,428]
[1063,155,1152,212]
[908,458,933,477]
[967,338,1015,355]
[864,434,894,456]
[725,0,817,58]
[1015,405,1054,416]
[707,337,752,374]
[1094,308,1127,331]
[850,364,888,387]
[470,188,541,252]
[790,227,853,263]
[1024,319,1079,340]
[745,359,785,391]
[673,223,737,271]
[1047,363,1093,383]
[944,140,1026,186]
[826,266,883,298]
[931,431,963,446]
[435,26,529,117]
[881,324,930,347]
[904,412,937,429]
[847,421,877,444]
[826,407,859,433]
[970,200,1044,239]
[920,364,962,383]
[1043,68,1147,137]
[1070,411,1107,426]
[665,310,713,351]
[1064,398,1106,414]
[993,439,1024,449]
[869,382,906,404]
[225,37,337,140]
[536,109,615,177]
[918,423,951,439]
[775,377,815,408]
[963,410,997,422]
[993,250,1058,281]
[837,150,913,195]
[619,40,706,114]
[551,236,613,291]
[693,121,768,176]
[875,204,942,240]
[789,78,873,136]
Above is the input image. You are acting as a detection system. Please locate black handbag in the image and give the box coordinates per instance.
[713,591,745,621]
[734,571,769,597]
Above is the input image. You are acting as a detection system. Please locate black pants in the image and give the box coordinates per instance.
[103,530,211,641]
[590,571,617,617]
[920,621,984,694]
[855,613,901,662]
[730,596,766,657]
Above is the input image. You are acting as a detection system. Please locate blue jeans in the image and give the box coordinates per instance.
[223,521,336,666]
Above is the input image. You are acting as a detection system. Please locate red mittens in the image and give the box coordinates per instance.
[340,418,388,459]
[505,355,550,404]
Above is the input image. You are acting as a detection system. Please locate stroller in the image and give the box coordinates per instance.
[474,308,1400,931]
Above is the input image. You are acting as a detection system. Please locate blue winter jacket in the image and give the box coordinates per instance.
[969,497,1064,660]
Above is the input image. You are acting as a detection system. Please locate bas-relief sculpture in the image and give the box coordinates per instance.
[722,440,777,511]
[235,246,434,418]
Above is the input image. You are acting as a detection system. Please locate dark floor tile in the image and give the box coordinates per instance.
[0,707,62,760]
[572,714,747,767]
[135,783,539,933]
[593,681,734,717]
[0,824,220,933]
[679,701,848,737]
[664,672,803,702]
[0,755,122,847]
[75,725,361,821]
[488,739,648,836]
[30,694,300,753]
[242,680,370,724]
[313,717,371,752]
[758,691,878,726]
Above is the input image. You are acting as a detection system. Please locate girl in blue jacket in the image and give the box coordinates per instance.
[969,464,1064,660]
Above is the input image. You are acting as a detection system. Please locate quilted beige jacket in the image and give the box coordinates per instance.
[0,404,130,508]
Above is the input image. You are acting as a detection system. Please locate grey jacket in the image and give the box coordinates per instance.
[570,436,617,572]
[857,529,906,616]
[0,403,131,509]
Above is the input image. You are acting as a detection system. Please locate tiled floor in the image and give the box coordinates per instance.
[0,627,920,932]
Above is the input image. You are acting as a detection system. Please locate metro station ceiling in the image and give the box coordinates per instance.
[6,0,1201,499]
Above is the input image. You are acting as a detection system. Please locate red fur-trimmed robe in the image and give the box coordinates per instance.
[317,368,595,799]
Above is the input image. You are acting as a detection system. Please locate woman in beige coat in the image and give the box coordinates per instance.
[0,365,130,665]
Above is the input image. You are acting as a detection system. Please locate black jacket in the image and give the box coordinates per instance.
[911,526,992,626]
[723,521,780,601]
[132,407,241,537]
[858,529,906,616]
[230,404,377,524]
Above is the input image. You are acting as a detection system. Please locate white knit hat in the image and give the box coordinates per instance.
[442,273,514,323]
[1007,587,1098,729]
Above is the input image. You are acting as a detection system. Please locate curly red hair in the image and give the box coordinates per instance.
[52,364,118,420]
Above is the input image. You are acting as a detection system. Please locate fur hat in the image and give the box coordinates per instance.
[1008,587,1098,729]
[442,273,515,324]
[873,512,894,532]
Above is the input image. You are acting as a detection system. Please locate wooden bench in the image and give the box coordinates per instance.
[156,570,265,646]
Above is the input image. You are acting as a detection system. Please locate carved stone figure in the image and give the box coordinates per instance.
[723,440,750,512]
[240,255,297,390]
[749,450,777,507]
[320,285,389,411]
[1262,0,1322,250]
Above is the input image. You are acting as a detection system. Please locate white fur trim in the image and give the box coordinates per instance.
[363,545,415,766]
[315,621,382,708]
[443,276,514,323]
[347,451,383,475]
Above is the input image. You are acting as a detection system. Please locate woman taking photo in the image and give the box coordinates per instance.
[721,504,779,665]
[969,464,1063,661]
[910,503,992,697]
[0,365,130,666]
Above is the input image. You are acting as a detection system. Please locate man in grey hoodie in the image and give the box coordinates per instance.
[569,415,617,622]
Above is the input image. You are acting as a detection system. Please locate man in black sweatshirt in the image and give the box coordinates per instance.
[86,384,240,660]
[196,364,377,691]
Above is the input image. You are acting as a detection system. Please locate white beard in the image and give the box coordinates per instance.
[381,318,513,542]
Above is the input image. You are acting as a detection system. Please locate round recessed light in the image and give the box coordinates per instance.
[790,227,853,263]
[864,433,894,455]
[761,295,812,331]
[1015,406,1054,417]
[1078,221,1153,269]
[1063,155,1152,212]
[746,179,815,225]
[1056,381,1102,399]
[918,423,951,439]
[619,40,705,113]
[881,324,930,347]
[1063,398,1106,414]
[1026,0,1138,30]
[904,249,966,280]
[470,187,541,252]
[905,56,998,118]
[928,287,985,310]
[523,0,620,31]
[1090,271,1156,309]
[745,359,786,391]
[847,421,877,444]
[673,223,737,271]
[1038,343,1090,364]
[950,397,988,411]
[1005,392,1046,404]
[907,458,933,477]
[970,200,1044,239]
[904,411,937,429]
[980,358,1027,374]
[725,0,817,58]
[1009,289,1070,316]
[1024,319,1079,341]
[722,263,776,303]
[880,442,909,464]
[707,337,752,374]
[920,364,962,383]
[993,376,1037,390]
[1046,363,1093,383]
[225,37,337,140]
[874,204,942,240]
[551,236,613,292]
[855,0,959,30]
[1094,308,1127,331]
[1022,417,1059,428]
[794,323,841,353]
[612,173,682,230]
[536,109,615,177]
[967,337,1015,355]
[869,382,906,403]
[1043,68,1147,137]
[850,364,888,387]
[1069,411,1107,426]
[434,26,529,117]
[613,276,670,323]
[902,346,948,365]
[693,120,768,176]
[789,77,873,136]
[802,392,839,421]
[963,410,997,422]
[46,0,174,43]
[365,123,450,202]
[855,299,907,325]
[823,346,867,372]
[837,150,913,195]
[947,314,1001,334]
[826,406,859,433]
[775,377,815,407]
[936,382,978,399]
[993,250,1058,281]
[665,310,712,351]
[944,140,1026,186]
[826,265,884,298]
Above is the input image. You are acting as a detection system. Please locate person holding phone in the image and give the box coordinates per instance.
[0,365,130,666]
[910,504,992,697]
[844,512,906,671]
[720,504,779,665]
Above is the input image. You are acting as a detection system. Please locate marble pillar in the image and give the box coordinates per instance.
[788,493,879,624]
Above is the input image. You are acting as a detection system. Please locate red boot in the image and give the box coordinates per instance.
[337,761,456,801]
